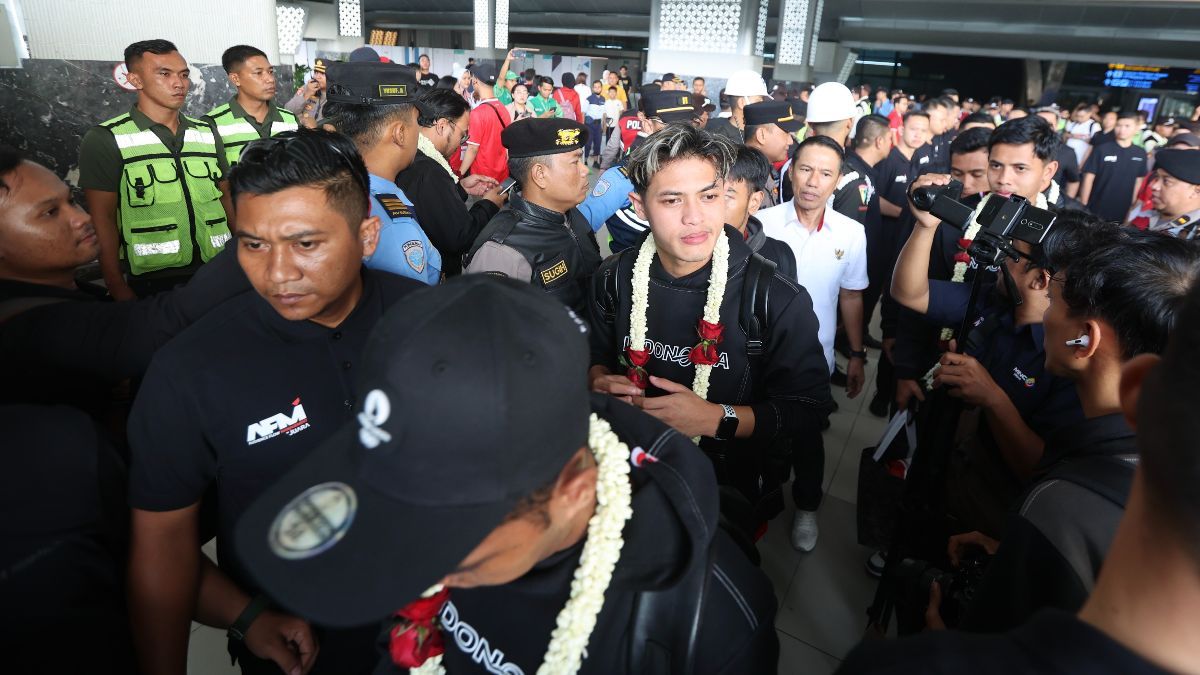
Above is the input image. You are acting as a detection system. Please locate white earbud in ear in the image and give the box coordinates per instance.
[1065,335,1091,348]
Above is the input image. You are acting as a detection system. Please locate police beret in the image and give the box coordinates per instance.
[502,118,590,158]
[642,91,698,123]
[1155,148,1200,185]
[744,100,804,132]
[326,62,427,109]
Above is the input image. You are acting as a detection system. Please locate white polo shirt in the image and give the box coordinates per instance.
[757,199,869,372]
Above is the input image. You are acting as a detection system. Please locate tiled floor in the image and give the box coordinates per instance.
[187,167,893,672]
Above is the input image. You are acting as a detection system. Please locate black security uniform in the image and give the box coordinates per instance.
[128,270,422,674]
[395,150,501,276]
[589,226,831,525]
[464,118,602,314]
[843,149,885,323]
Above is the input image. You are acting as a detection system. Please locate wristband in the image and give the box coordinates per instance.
[849,349,869,361]
[227,594,271,642]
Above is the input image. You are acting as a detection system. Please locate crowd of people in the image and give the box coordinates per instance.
[5,33,1200,675]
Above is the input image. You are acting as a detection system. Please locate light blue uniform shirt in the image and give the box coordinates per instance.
[578,165,635,233]
[364,173,441,285]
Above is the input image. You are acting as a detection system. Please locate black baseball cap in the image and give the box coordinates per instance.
[469,60,499,85]
[234,276,591,628]
[325,62,434,116]
[1167,132,1200,149]
[1155,148,1200,185]
[743,100,804,133]
[502,117,589,158]
[642,91,699,123]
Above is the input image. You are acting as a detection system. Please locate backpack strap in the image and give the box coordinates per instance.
[739,252,776,359]
[1044,454,1137,510]
[628,532,713,675]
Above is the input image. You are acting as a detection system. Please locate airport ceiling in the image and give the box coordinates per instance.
[361,0,1200,66]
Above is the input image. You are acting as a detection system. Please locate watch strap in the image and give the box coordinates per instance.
[228,594,271,642]
[849,349,869,360]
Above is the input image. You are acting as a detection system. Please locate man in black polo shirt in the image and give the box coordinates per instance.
[847,114,891,344]
[587,124,831,539]
[839,240,1200,675]
[126,130,422,675]
[1081,112,1148,222]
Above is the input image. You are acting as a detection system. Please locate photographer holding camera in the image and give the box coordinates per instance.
[891,118,1088,538]
[939,230,1200,633]
[841,268,1200,675]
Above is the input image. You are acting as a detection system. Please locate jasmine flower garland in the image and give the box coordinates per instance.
[408,415,634,675]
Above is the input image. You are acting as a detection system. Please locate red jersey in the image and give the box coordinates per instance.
[466,99,512,183]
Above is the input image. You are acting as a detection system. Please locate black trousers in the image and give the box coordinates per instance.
[791,415,827,511]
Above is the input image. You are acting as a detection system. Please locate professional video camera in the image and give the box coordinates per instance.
[892,550,991,631]
[910,179,1057,267]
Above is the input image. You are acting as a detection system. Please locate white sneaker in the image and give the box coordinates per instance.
[791,510,819,552]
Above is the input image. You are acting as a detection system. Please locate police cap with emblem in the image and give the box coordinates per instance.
[325,61,433,116]
[1155,148,1200,186]
[642,90,699,123]
[312,58,327,74]
[743,100,805,133]
[234,275,591,627]
[502,117,589,158]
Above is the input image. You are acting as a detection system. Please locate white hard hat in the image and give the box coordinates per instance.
[806,82,856,123]
[725,70,768,97]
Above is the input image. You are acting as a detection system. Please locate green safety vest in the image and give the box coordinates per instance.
[204,101,299,166]
[100,112,231,276]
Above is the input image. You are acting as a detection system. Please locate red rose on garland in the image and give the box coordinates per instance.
[688,320,724,366]
[622,346,650,389]
[389,586,450,668]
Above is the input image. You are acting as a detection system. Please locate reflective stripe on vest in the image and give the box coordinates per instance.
[205,103,300,166]
[100,112,231,276]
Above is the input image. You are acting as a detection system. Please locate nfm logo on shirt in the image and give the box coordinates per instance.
[247,397,311,445]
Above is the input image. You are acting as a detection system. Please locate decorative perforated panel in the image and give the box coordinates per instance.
[777,0,810,65]
[754,0,769,56]
[657,0,742,54]
[276,3,307,56]
[808,0,824,63]
[337,0,361,37]
[474,0,490,49]
[494,0,509,50]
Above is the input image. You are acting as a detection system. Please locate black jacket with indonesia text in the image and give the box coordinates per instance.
[374,394,779,674]
[588,226,831,450]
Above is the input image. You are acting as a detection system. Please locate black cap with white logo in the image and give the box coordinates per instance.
[234,275,591,628]
[325,61,431,114]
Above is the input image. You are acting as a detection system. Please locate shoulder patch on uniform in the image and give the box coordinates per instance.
[374,193,413,219]
[538,255,570,287]
[617,164,630,178]
[402,240,426,274]
[592,178,611,197]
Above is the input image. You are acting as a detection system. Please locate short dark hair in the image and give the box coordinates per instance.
[559,73,573,88]
[434,75,458,90]
[1039,208,1124,274]
[607,86,617,92]
[924,97,952,112]
[124,39,178,69]
[230,129,370,227]
[729,145,772,193]
[323,91,416,147]
[1137,276,1200,555]
[743,123,772,144]
[988,116,1061,163]
[0,144,22,193]
[501,474,558,528]
[626,124,736,195]
[790,134,845,168]
[854,114,891,149]
[1119,111,1141,122]
[539,76,554,89]
[1060,230,1200,358]
[507,154,548,187]
[694,76,705,83]
[902,111,929,125]
[619,65,629,71]
[417,87,470,127]
[221,45,268,74]
[950,126,991,156]
[962,111,995,128]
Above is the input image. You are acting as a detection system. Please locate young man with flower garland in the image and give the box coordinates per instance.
[890,116,1094,538]
[586,124,832,543]
[233,275,779,675]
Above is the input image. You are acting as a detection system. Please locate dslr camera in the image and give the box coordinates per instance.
[910,180,1057,267]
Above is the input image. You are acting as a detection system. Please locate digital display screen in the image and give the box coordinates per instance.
[1100,64,1200,94]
